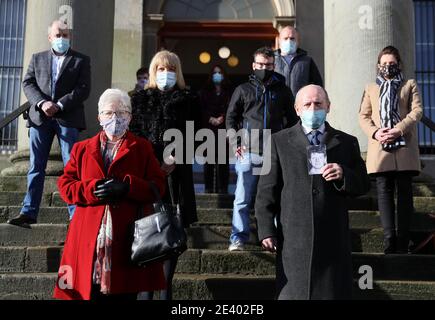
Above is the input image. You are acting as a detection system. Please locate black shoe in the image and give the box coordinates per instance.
[396,237,411,254]
[7,214,36,228]
[383,237,396,254]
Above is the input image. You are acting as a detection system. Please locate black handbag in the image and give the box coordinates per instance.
[131,181,187,266]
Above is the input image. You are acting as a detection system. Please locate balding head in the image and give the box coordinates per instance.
[295,85,330,117]
[279,26,299,43]
[48,20,69,35]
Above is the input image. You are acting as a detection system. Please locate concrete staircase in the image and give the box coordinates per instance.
[1,176,435,300]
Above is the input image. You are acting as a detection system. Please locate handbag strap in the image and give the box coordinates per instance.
[166,175,176,207]
[149,181,165,207]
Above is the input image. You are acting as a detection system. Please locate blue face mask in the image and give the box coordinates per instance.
[212,72,223,84]
[300,109,327,129]
[280,39,297,55]
[51,37,70,54]
[156,71,177,91]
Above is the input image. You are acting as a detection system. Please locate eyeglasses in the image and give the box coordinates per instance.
[99,110,131,118]
[254,62,274,70]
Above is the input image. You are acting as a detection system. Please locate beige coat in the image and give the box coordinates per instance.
[359,79,423,174]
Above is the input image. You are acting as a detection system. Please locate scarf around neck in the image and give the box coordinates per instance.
[376,72,405,151]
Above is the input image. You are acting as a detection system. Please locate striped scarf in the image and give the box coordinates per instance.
[92,131,126,294]
[376,73,406,151]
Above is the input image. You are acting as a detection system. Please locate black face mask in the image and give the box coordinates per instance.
[254,69,273,82]
[379,64,401,79]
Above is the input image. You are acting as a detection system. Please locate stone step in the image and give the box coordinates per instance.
[1,272,435,300]
[0,224,67,246]
[196,208,435,230]
[173,275,435,300]
[4,246,434,281]
[178,250,435,281]
[196,193,435,211]
[0,246,63,273]
[0,273,56,300]
[0,176,59,193]
[0,223,432,253]
[0,174,434,194]
[187,226,433,253]
[1,205,435,230]
[0,190,435,213]
[0,207,69,224]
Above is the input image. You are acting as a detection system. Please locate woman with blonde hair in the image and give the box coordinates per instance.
[359,46,423,254]
[130,50,198,300]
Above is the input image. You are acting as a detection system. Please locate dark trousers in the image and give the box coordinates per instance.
[90,285,137,301]
[139,255,178,300]
[204,163,229,193]
[204,139,229,194]
[376,171,414,252]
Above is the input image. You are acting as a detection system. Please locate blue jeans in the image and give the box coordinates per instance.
[230,152,263,244]
[21,120,79,220]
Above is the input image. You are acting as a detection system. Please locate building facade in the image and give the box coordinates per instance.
[0,0,433,173]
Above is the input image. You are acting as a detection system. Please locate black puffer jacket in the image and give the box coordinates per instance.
[226,72,298,154]
[130,87,198,227]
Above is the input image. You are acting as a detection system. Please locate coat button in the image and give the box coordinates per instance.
[312,188,319,195]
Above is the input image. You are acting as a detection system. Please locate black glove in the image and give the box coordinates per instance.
[93,178,130,201]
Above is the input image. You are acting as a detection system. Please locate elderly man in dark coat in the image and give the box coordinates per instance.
[255,85,370,300]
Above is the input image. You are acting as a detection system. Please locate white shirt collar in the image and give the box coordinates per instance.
[301,123,326,135]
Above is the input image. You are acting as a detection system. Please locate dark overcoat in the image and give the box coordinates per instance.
[130,88,199,227]
[255,122,370,300]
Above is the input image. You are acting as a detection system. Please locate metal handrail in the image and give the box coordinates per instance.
[0,101,30,131]
[421,114,435,133]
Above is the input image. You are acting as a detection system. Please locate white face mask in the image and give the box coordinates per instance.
[156,71,177,91]
[100,114,130,137]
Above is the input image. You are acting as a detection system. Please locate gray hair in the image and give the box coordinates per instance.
[98,88,131,113]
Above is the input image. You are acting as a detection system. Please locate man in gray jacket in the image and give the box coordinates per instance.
[274,26,323,97]
[7,20,91,227]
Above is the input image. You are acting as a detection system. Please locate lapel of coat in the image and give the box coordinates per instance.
[324,122,341,151]
[46,50,53,84]
[86,134,106,177]
[57,49,73,80]
[288,122,311,154]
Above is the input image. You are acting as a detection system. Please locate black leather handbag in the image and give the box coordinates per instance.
[131,181,187,266]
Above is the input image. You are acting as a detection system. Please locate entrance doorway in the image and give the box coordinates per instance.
[158,22,278,92]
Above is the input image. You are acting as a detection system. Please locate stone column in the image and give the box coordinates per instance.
[143,14,164,67]
[2,0,115,176]
[324,0,415,152]
[111,0,144,92]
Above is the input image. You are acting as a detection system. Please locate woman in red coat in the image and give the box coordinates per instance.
[53,88,166,300]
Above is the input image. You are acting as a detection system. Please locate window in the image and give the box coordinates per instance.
[415,0,435,151]
[0,0,26,153]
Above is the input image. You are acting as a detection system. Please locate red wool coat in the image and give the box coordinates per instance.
[53,131,166,300]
